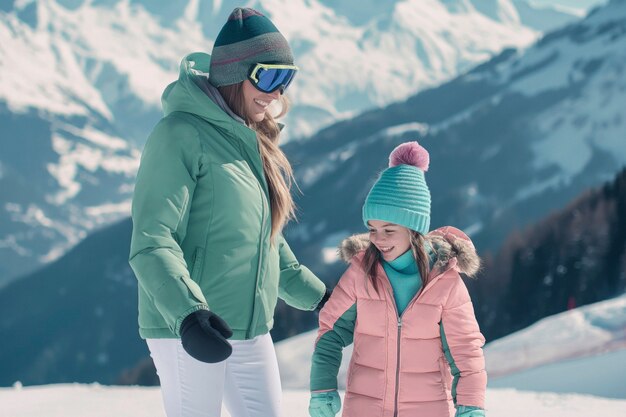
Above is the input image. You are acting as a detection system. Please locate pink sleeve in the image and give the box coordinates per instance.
[441,275,487,408]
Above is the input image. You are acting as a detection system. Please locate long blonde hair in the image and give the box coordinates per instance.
[362,229,431,294]
[218,83,295,241]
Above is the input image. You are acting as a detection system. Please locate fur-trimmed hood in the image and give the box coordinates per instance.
[338,226,481,278]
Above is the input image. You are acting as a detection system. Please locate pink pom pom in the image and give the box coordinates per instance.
[388,141,429,171]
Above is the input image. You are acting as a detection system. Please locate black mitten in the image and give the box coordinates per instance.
[180,310,233,363]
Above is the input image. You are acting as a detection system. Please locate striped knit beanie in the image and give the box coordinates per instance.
[362,142,431,235]
[209,7,294,87]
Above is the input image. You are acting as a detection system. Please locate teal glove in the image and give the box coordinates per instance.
[309,390,341,417]
[456,405,485,417]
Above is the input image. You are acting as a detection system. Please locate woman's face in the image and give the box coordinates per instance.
[242,79,281,122]
[368,220,412,262]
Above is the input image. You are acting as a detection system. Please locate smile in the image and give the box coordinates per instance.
[254,98,270,107]
[379,246,394,253]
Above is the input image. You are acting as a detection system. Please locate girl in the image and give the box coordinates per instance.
[308,142,487,417]
[129,7,329,417]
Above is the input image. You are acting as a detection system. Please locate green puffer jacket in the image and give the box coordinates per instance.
[129,52,326,340]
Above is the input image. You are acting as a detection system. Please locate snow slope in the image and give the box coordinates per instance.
[0,384,625,417]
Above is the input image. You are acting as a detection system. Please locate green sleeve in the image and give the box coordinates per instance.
[277,235,326,310]
[310,303,357,391]
[441,322,460,404]
[129,117,208,336]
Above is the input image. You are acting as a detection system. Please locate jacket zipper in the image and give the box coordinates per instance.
[383,259,457,415]
[236,137,271,340]
[383,283,403,417]
[247,180,268,338]
[394,316,402,417]
[384,268,446,417]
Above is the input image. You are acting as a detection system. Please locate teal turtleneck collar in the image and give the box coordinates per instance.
[385,249,418,275]
[383,249,421,315]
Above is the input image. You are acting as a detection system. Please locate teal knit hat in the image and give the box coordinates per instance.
[209,7,294,87]
[362,142,431,235]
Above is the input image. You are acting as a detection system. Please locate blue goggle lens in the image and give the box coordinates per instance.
[254,67,297,93]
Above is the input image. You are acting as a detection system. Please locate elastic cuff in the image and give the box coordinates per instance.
[173,304,209,336]
[309,287,327,311]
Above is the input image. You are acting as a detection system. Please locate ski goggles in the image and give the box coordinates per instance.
[248,63,299,94]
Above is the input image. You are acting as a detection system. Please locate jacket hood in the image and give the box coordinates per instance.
[161,52,235,130]
[338,226,481,277]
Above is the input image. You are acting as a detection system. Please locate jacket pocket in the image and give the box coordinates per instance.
[180,247,206,303]
[190,247,205,282]
[180,275,206,304]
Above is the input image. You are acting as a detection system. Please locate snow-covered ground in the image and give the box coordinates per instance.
[2,294,625,416]
[484,293,626,399]
[1,384,625,417]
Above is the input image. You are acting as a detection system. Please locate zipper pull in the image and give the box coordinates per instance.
[398,318,402,327]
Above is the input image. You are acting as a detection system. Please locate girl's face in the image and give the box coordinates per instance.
[367,220,412,262]
[242,79,281,122]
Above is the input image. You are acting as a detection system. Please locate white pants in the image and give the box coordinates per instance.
[147,333,282,417]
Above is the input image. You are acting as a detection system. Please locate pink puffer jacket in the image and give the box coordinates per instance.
[312,226,487,417]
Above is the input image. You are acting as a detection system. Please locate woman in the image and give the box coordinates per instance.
[129,7,329,417]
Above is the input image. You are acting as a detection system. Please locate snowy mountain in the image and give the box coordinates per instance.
[0,0,571,140]
[0,0,575,285]
[0,104,139,285]
[0,0,566,146]
[282,0,626,284]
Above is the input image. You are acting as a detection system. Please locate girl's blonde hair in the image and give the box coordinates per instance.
[362,229,431,294]
[218,83,295,242]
